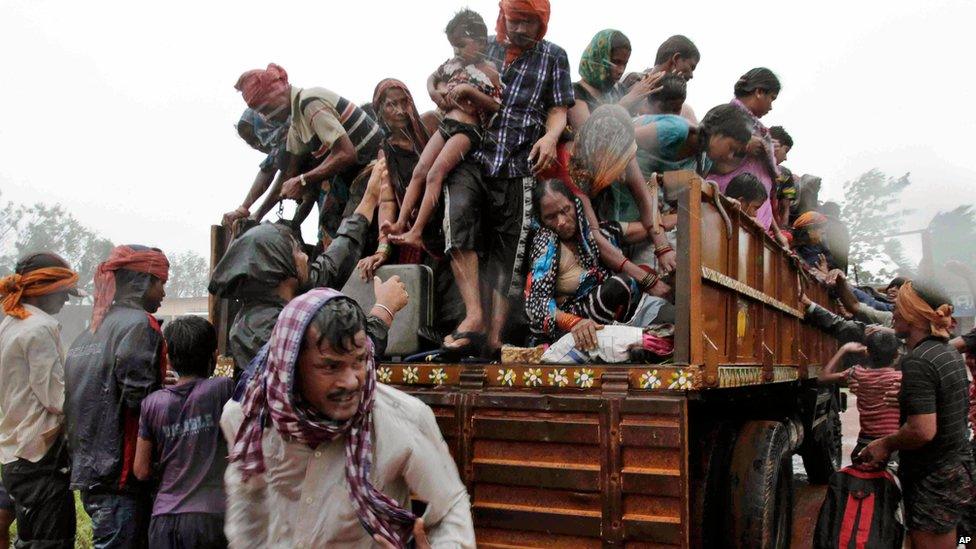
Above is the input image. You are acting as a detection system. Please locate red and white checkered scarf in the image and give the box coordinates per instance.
[229,288,416,546]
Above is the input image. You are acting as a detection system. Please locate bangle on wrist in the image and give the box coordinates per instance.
[377,243,393,257]
[654,244,674,258]
[299,173,308,187]
[616,257,629,272]
[374,303,395,322]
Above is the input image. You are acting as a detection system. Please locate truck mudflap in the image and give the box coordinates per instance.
[797,383,844,484]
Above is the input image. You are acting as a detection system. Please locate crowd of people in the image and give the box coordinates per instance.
[0,0,973,547]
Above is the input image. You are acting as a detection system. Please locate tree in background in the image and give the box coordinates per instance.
[0,196,114,296]
[0,191,209,299]
[839,169,912,284]
[166,250,210,298]
[927,205,976,268]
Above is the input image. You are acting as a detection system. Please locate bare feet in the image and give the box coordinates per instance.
[380,219,406,237]
[388,228,424,250]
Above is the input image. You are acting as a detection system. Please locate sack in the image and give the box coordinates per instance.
[814,466,903,549]
[541,325,643,364]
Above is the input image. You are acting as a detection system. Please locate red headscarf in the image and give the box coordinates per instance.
[90,246,170,333]
[496,0,551,64]
[371,79,429,154]
[235,63,290,109]
[0,267,81,319]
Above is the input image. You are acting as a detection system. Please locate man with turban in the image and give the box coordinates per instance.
[858,281,975,547]
[440,0,576,357]
[0,253,85,546]
[234,63,384,240]
[64,244,170,548]
[221,288,474,547]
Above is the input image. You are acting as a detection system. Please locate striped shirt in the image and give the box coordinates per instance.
[899,337,972,474]
[286,86,382,165]
[847,366,902,438]
[476,38,575,179]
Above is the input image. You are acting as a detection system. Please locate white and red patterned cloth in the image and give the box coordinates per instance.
[230,287,416,547]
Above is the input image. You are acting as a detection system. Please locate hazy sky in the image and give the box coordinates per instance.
[2,0,974,260]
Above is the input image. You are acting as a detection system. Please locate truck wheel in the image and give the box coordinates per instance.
[799,390,842,484]
[689,421,739,548]
[727,420,794,549]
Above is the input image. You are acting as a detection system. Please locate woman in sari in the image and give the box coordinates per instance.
[356,79,437,279]
[525,179,670,349]
[571,104,677,273]
[706,67,789,246]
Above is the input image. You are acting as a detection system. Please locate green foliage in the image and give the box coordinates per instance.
[167,250,210,298]
[839,169,912,284]
[0,190,208,299]
[927,205,976,268]
[0,193,113,297]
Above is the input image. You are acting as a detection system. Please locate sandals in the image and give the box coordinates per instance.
[440,330,486,359]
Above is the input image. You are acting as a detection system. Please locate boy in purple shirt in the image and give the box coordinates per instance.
[134,316,233,548]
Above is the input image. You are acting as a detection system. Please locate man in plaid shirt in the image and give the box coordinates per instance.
[441,0,574,357]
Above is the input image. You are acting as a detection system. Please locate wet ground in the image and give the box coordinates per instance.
[791,390,861,548]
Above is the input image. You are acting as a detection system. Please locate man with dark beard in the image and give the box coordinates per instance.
[65,245,170,548]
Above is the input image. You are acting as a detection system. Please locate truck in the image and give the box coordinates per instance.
[210,171,843,548]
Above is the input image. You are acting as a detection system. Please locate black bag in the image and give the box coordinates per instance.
[814,466,903,549]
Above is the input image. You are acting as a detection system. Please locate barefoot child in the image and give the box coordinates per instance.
[384,10,502,250]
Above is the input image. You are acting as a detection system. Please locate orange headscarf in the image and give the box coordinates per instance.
[235,63,290,110]
[792,211,827,229]
[0,268,80,319]
[896,281,954,338]
[496,0,551,64]
[90,246,170,333]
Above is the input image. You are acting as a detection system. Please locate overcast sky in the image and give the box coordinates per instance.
[2,0,974,260]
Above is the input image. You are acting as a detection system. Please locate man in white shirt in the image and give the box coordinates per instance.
[0,252,86,547]
[222,288,475,548]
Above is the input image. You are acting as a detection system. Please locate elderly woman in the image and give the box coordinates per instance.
[571,104,677,272]
[525,178,670,349]
[707,68,789,246]
[357,79,438,279]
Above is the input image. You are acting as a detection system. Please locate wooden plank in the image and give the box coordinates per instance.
[675,175,703,367]
[474,505,603,538]
[473,460,600,491]
[472,416,599,444]
[619,422,682,448]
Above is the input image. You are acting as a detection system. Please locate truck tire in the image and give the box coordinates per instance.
[689,421,739,548]
[727,420,794,549]
[799,389,842,484]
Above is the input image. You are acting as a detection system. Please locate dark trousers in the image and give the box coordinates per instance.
[81,491,151,549]
[0,439,75,549]
[148,513,227,549]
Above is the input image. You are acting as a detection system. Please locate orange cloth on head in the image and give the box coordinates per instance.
[235,63,290,109]
[0,268,79,319]
[792,211,827,229]
[896,281,954,338]
[496,0,551,64]
[90,246,170,333]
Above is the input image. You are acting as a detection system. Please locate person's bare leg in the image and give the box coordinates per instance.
[444,249,485,348]
[486,288,510,353]
[383,132,446,236]
[392,133,471,249]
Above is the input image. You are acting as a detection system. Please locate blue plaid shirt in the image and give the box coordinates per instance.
[476,38,575,179]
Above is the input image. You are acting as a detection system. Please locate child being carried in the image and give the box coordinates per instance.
[383,9,502,249]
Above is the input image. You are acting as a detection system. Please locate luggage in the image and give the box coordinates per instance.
[340,264,434,357]
[814,466,903,549]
